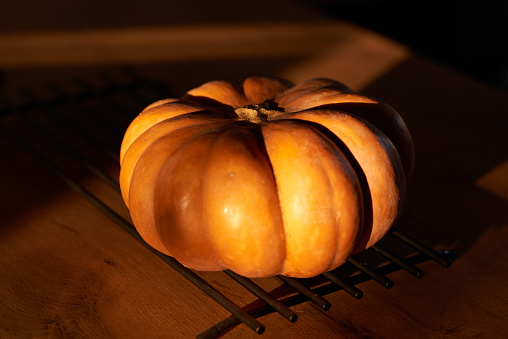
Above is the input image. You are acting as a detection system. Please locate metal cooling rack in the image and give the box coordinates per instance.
[0,70,453,338]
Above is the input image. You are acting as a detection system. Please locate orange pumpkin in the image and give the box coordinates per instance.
[119,77,414,278]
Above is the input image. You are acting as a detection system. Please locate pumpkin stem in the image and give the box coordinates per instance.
[234,99,283,124]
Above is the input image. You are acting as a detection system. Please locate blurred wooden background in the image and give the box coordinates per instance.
[2,0,507,89]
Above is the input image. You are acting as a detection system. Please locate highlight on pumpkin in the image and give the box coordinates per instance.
[119,76,414,278]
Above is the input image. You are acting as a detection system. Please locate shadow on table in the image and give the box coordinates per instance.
[362,55,508,258]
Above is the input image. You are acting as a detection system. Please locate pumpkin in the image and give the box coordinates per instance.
[119,77,414,278]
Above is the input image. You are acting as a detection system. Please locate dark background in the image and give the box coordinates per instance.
[309,0,508,89]
[1,0,507,89]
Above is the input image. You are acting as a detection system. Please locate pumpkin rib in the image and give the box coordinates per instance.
[282,92,378,114]
[152,127,237,271]
[273,111,404,252]
[120,101,213,163]
[295,100,415,183]
[261,120,362,277]
[254,123,290,275]
[277,78,351,99]
[275,78,353,111]
[127,121,235,255]
[242,77,293,104]
[183,80,250,108]
[268,119,366,271]
[273,116,370,252]
[120,113,233,206]
[141,98,179,112]
[252,123,289,273]
[203,124,286,277]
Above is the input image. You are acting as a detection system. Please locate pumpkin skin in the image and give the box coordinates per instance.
[119,77,414,278]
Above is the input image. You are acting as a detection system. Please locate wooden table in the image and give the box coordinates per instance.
[1,17,507,338]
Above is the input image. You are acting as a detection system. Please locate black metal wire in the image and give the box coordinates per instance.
[224,270,298,323]
[197,249,447,338]
[390,228,453,268]
[322,271,363,299]
[277,275,331,311]
[371,244,425,278]
[347,256,394,289]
